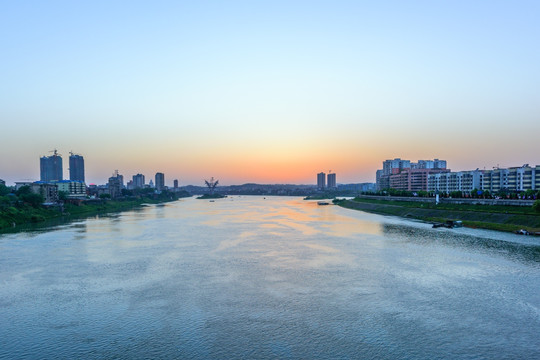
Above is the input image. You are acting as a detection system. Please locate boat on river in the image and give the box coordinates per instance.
[317,201,330,206]
[433,220,462,229]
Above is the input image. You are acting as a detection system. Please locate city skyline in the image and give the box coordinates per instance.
[1,1,539,185]
[1,149,539,188]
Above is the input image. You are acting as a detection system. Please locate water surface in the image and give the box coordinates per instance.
[1,196,539,359]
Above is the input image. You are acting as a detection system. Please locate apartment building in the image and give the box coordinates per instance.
[428,165,539,194]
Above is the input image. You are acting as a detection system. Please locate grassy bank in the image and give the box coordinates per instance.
[196,193,226,199]
[337,197,540,233]
[0,196,184,231]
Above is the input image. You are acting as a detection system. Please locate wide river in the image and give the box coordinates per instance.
[1,196,539,359]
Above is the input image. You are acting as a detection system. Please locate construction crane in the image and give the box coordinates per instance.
[69,150,82,157]
[49,149,61,157]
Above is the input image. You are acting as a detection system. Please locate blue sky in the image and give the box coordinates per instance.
[1,1,539,185]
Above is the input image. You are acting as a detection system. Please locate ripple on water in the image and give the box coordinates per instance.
[0,197,539,359]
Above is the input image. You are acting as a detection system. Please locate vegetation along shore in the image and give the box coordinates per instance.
[0,184,190,231]
[334,196,540,234]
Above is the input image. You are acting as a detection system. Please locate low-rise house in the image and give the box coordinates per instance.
[56,180,87,199]
[30,182,59,204]
[14,181,33,190]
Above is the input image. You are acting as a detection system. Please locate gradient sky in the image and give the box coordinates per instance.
[1,0,539,186]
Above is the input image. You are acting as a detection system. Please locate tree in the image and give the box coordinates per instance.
[19,193,44,208]
[58,191,69,201]
[0,196,12,209]
[0,184,10,196]
[533,200,540,213]
[99,193,111,199]
[15,185,32,197]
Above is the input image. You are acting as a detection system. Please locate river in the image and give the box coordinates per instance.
[1,196,539,359]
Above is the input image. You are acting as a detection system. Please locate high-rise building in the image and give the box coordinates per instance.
[133,174,145,189]
[108,176,122,198]
[317,172,326,189]
[415,159,447,170]
[155,172,165,191]
[117,174,124,188]
[327,173,336,188]
[173,179,179,189]
[69,153,85,182]
[382,158,411,176]
[40,150,63,182]
[108,170,124,198]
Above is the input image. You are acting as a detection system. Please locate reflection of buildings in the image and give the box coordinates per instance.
[40,150,63,182]
[428,164,540,194]
[155,172,165,191]
[317,172,326,189]
[69,153,85,182]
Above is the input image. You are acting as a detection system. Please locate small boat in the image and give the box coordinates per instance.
[317,201,330,206]
[433,220,462,229]
[450,220,463,228]
[209,200,215,202]
[515,229,530,235]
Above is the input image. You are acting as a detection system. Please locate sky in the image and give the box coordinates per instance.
[1,0,539,186]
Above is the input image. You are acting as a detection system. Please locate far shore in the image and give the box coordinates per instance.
[0,196,188,233]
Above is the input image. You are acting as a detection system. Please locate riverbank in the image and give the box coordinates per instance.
[336,197,540,233]
[196,193,227,199]
[0,196,188,232]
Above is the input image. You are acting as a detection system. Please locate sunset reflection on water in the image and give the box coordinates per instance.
[1,196,539,359]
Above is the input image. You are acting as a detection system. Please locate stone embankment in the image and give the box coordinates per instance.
[357,195,535,207]
[340,198,540,233]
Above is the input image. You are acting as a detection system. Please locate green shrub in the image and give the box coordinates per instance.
[533,200,540,213]
[30,214,45,222]
[0,184,10,196]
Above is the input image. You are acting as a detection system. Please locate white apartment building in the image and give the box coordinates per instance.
[428,165,539,194]
[56,180,87,198]
[428,170,482,193]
